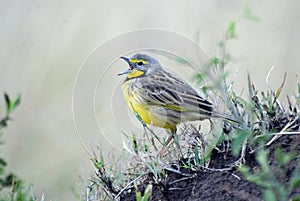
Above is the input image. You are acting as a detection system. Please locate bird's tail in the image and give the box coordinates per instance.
[211,112,240,123]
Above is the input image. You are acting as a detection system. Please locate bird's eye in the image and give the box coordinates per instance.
[137,61,144,66]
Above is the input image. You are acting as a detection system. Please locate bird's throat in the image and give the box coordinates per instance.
[126,69,145,79]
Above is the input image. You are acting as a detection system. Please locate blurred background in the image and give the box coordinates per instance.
[0,0,299,200]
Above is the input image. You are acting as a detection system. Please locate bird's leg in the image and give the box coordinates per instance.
[163,131,174,146]
[157,128,181,158]
[157,133,173,157]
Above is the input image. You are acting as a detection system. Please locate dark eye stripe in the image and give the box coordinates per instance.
[130,59,148,65]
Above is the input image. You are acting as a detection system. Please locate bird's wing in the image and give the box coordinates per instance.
[138,72,214,114]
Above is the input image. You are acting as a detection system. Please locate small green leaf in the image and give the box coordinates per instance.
[232,130,249,156]
[191,73,204,85]
[92,151,105,169]
[290,175,300,190]
[243,0,260,21]
[143,184,152,201]
[263,189,276,201]
[238,165,250,175]
[210,57,220,66]
[136,190,142,201]
[143,143,149,152]
[4,93,10,115]
[200,86,209,97]
[255,149,270,173]
[246,174,270,188]
[193,147,200,165]
[274,148,294,166]
[12,95,21,112]
[4,93,21,115]
[227,21,237,39]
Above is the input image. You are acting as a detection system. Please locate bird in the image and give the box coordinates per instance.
[118,53,236,155]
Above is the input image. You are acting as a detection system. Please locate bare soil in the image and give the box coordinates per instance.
[121,134,300,201]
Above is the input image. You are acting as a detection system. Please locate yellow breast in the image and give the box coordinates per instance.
[121,77,177,131]
[122,81,152,125]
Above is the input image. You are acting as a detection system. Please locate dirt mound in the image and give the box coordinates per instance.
[121,134,300,201]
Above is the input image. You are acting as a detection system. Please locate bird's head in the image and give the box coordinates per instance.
[118,53,161,78]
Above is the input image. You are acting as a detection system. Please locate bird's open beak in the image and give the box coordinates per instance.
[118,56,135,76]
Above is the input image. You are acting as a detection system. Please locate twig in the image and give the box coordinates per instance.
[231,173,241,180]
[198,164,233,172]
[249,117,299,154]
[249,117,300,154]
[114,172,149,199]
[169,187,186,191]
[168,175,197,186]
[266,116,299,146]
[225,138,247,168]
[163,166,192,177]
[254,131,300,139]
